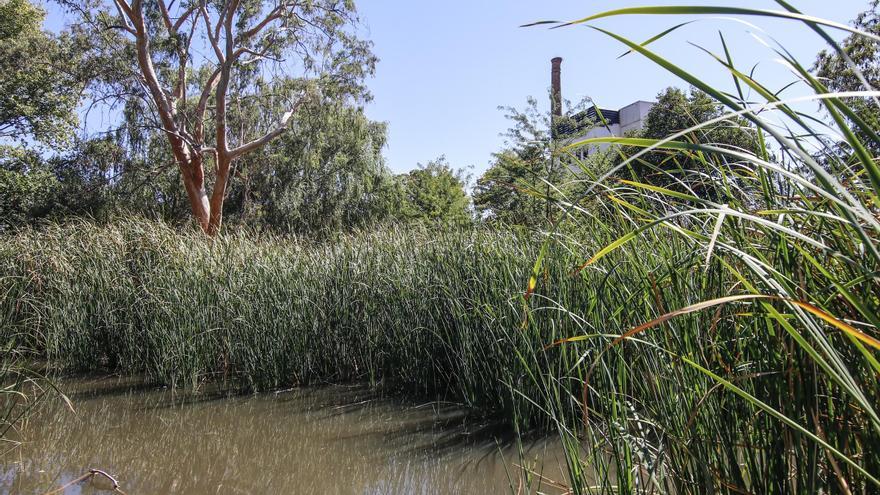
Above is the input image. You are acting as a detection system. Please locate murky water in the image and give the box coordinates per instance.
[1,377,570,494]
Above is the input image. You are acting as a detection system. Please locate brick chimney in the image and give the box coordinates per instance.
[551,57,562,117]
[551,57,562,138]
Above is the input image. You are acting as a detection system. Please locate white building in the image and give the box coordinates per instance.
[550,57,655,160]
[560,101,655,160]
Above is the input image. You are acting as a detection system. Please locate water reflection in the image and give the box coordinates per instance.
[1,376,568,494]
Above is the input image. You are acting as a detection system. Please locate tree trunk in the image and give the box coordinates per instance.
[206,154,232,236]
[165,140,235,237]
[175,153,213,234]
[182,173,211,233]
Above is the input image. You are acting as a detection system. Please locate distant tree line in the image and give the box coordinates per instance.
[4,0,873,235]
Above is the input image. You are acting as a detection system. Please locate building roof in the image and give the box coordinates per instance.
[555,105,619,137]
[583,106,620,125]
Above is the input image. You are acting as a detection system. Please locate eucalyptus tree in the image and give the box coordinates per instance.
[58,0,375,235]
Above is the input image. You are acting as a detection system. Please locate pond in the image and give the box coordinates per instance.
[1,376,570,494]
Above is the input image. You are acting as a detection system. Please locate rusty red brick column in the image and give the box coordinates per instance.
[551,57,562,138]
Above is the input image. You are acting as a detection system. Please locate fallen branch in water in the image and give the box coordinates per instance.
[41,468,126,495]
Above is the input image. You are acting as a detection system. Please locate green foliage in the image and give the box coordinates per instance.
[399,157,471,224]
[526,3,880,493]
[0,138,144,229]
[814,0,880,155]
[622,87,758,193]
[0,0,83,144]
[473,148,551,226]
[641,87,718,138]
[474,97,585,226]
[0,0,104,229]
[221,82,403,234]
[0,147,59,230]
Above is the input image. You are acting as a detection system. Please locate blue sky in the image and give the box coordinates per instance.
[356,0,869,173]
[42,0,871,174]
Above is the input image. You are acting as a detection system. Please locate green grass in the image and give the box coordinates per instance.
[7,185,874,491]
[0,220,597,432]
[526,3,880,493]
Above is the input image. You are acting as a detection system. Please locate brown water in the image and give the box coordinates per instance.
[1,377,570,494]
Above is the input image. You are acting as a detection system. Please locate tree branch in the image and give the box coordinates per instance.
[157,0,173,32]
[170,4,200,107]
[193,65,222,142]
[228,97,304,159]
[239,4,286,41]
[234,46,281,65]
[214,0,240,155]
[112,0,135,23]
[105,23,136,34]
[172,5,198,32]
[201,3,225,64]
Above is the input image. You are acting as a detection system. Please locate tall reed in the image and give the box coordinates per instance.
[525,3,880,493]
[0,219,598,432]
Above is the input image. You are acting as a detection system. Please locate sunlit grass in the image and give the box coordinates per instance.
[0,220,593,433]
[525,3,880,493]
